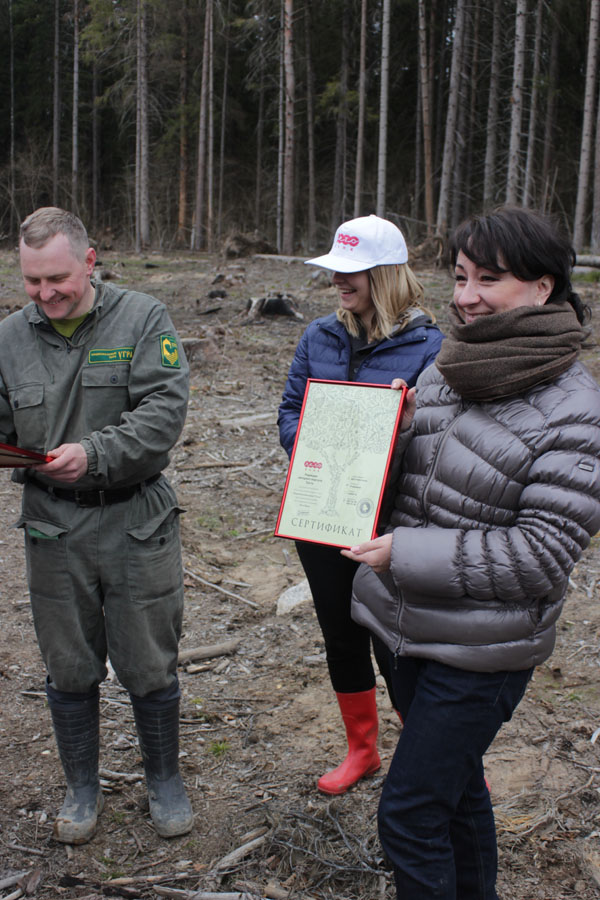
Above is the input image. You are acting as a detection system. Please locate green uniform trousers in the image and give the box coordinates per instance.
[17,475,184,697]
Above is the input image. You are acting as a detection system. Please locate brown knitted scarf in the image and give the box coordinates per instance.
[435,301,585,401]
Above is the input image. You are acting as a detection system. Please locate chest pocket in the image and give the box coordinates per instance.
[82,364,131,429]
[8,383,47,452]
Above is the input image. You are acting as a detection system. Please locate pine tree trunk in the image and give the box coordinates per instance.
[281,0,295,255]
[376,0,391,217]
[53,0,60,208]
[451,7,471,232]
[541,21,559,211]
[191,1,210,250]
[305,0,317,248]
[353,0,367,219]
[418,0,434,234]
[483,0,501,209]
[464,0,480,210]
[436,0,466,236]
[255,73,264,233]
[331,0,349,230]
[413,81,422,224]
[138,0,150,248]
[206,0,214,252]
[92,61,99,230]
[573,0,600,250]
[217,0,231,242]
[9,0,17,230]
[72,0,80,214]
[177,1,189,246]
[591,86,600,251]
[433,0,448,180]
[276,1,284,251]
[522,0,543,207]
[135,13,141,253]
[505,0,527,205]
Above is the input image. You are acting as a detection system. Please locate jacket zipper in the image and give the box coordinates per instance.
[393,398,470,657]
[420,401,470,516]
[319,319,431,381]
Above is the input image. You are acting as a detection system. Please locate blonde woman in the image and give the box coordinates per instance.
[277,215,443,794]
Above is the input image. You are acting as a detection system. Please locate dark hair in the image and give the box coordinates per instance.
[450,206,589,324]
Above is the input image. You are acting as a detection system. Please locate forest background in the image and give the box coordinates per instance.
[3,0,600,257]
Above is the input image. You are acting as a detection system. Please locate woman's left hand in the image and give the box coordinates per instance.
[391,378,417,431]
[341,533,393,572]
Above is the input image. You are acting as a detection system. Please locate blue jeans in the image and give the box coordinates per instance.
[379,657,532,899]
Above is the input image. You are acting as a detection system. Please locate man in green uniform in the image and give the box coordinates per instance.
[1,207,192,843]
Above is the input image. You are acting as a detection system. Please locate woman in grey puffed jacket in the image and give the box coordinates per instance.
[345,206,600,900]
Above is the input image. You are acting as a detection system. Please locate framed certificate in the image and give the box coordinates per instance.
[0,442,52,468]
[275,380,406,549]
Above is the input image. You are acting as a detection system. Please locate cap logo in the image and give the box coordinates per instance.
[337,233,359,248]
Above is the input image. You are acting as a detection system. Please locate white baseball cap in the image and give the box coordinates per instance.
[305,214,408,273]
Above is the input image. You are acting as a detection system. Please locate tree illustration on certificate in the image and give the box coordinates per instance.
[275,381,404,548]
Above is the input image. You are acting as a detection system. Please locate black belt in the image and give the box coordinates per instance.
[28,474,160,507]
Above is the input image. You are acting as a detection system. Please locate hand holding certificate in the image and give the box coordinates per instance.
[0,442,52,467]
[275,380,406,549]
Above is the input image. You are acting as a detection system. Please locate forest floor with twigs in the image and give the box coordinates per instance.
[1,245,600,900]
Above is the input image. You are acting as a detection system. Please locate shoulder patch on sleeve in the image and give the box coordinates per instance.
[160,334,181,369]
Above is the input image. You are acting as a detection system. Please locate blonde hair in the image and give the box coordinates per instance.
[20,207,90,260]
[337,263,435,341]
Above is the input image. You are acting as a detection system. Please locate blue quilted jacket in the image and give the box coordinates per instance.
[277,311,444,456]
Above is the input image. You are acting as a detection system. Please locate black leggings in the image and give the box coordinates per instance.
[296,540,397,705]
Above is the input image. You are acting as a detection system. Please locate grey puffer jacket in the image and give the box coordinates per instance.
[351,360,600,672]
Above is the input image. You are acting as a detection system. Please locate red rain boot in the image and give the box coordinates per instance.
[318,688,381,795]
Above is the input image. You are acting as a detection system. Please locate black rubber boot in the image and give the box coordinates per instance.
[46,682,104,844]
[130,692,193,837]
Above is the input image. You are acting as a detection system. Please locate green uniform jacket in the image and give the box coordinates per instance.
[0,281,189,489]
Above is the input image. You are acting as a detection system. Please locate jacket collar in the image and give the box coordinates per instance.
[23,280,123,328]
[318,310,434,345]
